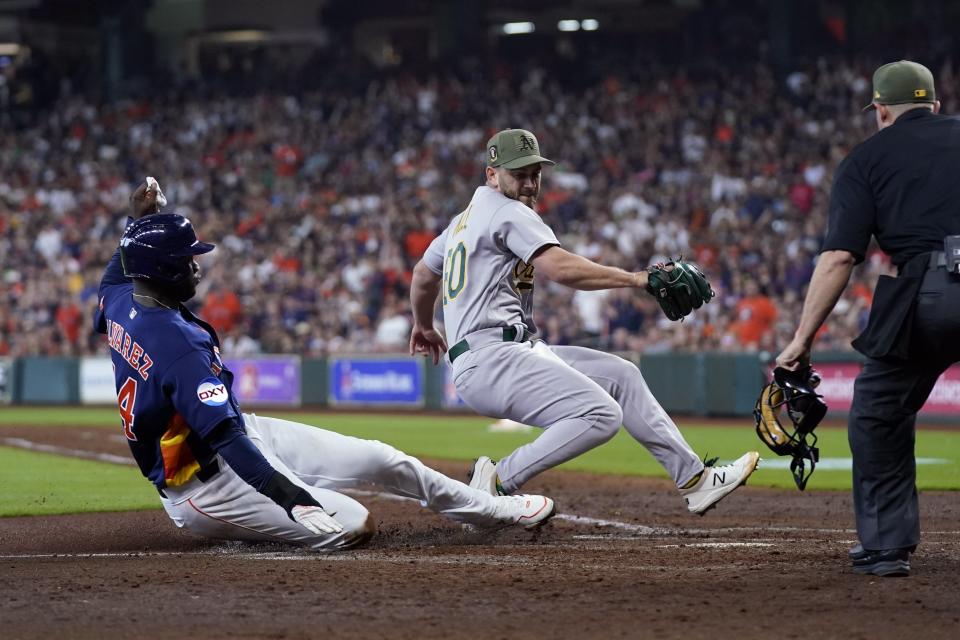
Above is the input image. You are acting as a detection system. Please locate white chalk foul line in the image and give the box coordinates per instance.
[555,513,662,535]
[654,542,777,549]
[3,437,960,542]
[0,438,135,465]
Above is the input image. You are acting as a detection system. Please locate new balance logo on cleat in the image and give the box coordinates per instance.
[680,452,759,515]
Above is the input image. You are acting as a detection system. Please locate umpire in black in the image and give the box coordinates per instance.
[776,60,960,577]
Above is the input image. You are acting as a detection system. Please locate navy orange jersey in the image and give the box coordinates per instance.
[94,245,243,489]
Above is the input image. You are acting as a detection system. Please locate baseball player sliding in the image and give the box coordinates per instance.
[410,129,759,514]
[94,177,555,551]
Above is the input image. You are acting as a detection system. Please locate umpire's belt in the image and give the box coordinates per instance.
[448,325,532,363]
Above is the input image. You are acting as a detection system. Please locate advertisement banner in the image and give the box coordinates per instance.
[814,362,960,417]
[329,358,423,406]
[224,357,301,406]
[0,357,11,404]
[80,357,118,404]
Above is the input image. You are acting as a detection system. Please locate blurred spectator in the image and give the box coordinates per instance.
[731,280,778,351]
[2,52,944,357]
[202,289,244,335]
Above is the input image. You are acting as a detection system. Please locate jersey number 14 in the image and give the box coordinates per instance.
[443,242,467,305]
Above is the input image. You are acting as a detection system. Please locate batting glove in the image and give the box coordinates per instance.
[291,505,344,535]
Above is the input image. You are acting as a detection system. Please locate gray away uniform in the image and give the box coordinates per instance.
[423,185,703,492]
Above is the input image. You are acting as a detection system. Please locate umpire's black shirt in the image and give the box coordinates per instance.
[822,108,960,268]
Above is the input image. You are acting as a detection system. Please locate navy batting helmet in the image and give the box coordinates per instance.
[120,213,215,285]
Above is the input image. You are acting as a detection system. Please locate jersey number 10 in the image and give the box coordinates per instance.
[443,242,467,305]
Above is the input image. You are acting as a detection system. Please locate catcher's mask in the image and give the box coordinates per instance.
[754,366,826,490]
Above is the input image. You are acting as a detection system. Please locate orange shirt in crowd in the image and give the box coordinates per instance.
[404,229,435,259]
[201,291,243,335]
[733,295,777,346]
[56,302,83,345]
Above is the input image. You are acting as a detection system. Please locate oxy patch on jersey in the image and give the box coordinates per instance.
[197,377,229,406]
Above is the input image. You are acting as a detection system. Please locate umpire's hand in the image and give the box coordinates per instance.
[776,337,811,371]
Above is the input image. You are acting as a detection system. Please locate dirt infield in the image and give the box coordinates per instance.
[2,426,959,639]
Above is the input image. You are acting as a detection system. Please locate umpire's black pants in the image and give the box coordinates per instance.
[849,267,960,551]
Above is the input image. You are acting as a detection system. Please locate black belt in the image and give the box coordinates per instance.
[157,458,220,497]
[448,326,531,363]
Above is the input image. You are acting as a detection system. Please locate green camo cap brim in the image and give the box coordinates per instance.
[498,155,556,169]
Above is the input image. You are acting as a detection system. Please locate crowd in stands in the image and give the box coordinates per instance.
[3,54,958,359]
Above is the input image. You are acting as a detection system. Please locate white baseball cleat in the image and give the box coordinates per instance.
[493,494,556,529]
[680,451,760,515]
[468,456,503,496]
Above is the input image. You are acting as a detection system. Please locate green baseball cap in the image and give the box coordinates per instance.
[486,129,555,169]
[862,60,936,111]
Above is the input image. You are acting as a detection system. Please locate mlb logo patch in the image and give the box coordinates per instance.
[197,377,229,406]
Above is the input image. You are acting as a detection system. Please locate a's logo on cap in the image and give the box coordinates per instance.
[517,135,537,152]
[874,90,881,99]
[488,145,498,162]
[197,377,229,406]
[915,89,927,97]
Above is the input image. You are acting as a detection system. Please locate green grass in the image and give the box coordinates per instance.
[0,447,159,516]
[1,407,959,517]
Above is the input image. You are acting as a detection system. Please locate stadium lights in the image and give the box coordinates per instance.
[581,19,599,31]
[502,22,535,35]
[557,20,580,32]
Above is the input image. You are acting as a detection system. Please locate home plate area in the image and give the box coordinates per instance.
[2,456,959,640]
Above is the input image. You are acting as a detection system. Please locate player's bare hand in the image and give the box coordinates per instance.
[129,177,166,218]
[291,505,344,535]
[409,325,448,365]
[776,338,811,371]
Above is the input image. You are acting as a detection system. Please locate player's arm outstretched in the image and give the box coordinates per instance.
[531,246,649,291]
[533,247,715,322]
[166,347,345,536]
[205,417,344,535]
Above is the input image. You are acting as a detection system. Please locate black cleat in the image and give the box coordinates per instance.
[851,547,911,577]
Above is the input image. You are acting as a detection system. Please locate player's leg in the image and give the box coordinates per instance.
[850,274,960,569]
[453,341,623,493]
[848,357,942,553]
[245,414,553,528]
[548,345,702,486]
[549,344,759,514]
[159,465,374,551]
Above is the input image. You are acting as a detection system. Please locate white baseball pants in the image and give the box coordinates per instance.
[159,413,508,550]
[452,341,704,493]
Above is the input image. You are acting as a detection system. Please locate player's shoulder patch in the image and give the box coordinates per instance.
[196,377,229,406]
